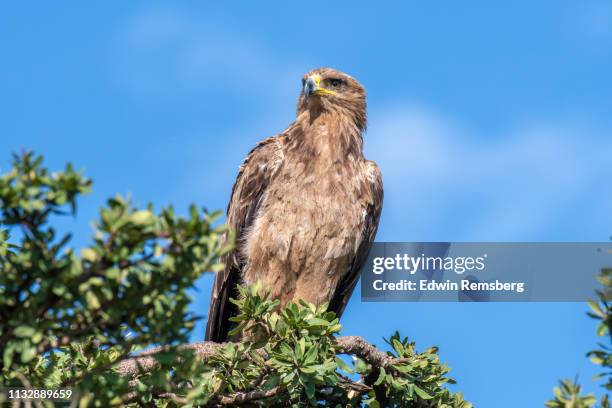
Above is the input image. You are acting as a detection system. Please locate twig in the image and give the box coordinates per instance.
[216,386,284,406]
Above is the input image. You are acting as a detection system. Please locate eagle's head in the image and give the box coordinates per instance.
[297,68,366,131]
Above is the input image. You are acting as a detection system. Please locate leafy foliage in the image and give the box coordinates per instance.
[0,152,229,404]
[370,332,470,407]
[546,268,612,408]
[587,268,612,392]
[545,379,600,408]
[179,284,472,407]
[0,151,470,407]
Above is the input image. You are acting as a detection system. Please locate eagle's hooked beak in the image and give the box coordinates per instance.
[304,75,336,98]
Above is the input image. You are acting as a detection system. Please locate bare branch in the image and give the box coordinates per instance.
[115,341,222,378]
[336,335,393,368]
[216,386,284,406]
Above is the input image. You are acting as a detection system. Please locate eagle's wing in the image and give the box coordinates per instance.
[205,136,283,341]
[328,161,383,318]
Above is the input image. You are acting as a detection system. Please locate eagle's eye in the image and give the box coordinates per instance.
[330,79,342,88]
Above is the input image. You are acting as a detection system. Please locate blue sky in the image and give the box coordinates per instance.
[1,1,611,406]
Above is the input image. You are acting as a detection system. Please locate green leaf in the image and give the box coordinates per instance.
[3,344,15,368]
[414,385,433,399]
[21,346,36,363]
[85,291,101,309]
[306,318,331,326]
[81,248,98,262]
[305,381,315,402]
[596,322,608,337]
[374,367,386,386]
[130,210,153,225]
[588,301,605,318]
[367,399,381,408]
[303,346,318,365]
[14,326,36,338]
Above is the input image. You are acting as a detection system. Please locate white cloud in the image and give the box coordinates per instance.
[365,105,612,241]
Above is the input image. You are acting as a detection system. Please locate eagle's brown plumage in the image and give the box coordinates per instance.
[206,68,383,342]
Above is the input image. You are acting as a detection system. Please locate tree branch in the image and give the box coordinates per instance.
[336,335,393,368]
[116,335,394,378]
[216,387,285,406]
[114,335,395,406]
[115,341,222,378]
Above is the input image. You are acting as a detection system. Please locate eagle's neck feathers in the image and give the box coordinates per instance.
[288,108,364,160]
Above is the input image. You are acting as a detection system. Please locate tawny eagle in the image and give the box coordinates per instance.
[206,68,383,342]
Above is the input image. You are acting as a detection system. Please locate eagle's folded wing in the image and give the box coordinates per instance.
[328,161,383,318]
[205,137,283,341]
